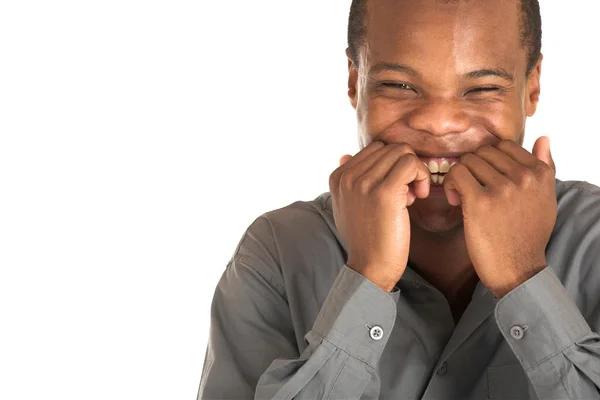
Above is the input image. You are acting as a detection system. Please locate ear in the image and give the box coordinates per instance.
[346,47,359,110]
[525,54,543,117]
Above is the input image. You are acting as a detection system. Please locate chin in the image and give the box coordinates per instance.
[408,196,464,233]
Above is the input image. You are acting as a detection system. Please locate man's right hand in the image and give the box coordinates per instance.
[328,141,431,292]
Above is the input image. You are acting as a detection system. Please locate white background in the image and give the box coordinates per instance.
[0,1,598,399]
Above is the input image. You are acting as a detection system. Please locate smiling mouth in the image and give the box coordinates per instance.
[417,156,462,184]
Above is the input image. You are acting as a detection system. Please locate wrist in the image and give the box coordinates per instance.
[348,263,400,292]
[368,277,397,293]
[491,262,548,298]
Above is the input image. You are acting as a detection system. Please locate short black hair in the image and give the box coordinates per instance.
[348,0,542,76]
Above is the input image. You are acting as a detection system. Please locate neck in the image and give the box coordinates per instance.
[408,223,479,322]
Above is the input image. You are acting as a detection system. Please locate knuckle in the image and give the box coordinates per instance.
[516,169,536,187]
[387,142,413,154]
[400,152,419,167]
[372,185,389,202]
[328,171,339,190]
[364,140,385,153]
[373,184,399,202]
[496,181,516,198]
[339,172,355,190]
[356,176,374,194]
[476,145,493,156]
[496,139,512,152]
[450,162,466,175]
[370,140,386,149]
[397,142,414,154]
[460,153,472,164]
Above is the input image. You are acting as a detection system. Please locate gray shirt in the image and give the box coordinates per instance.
[198,179,600,399]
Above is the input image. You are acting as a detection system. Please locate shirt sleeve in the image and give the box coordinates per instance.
[494,266,600,399]
[197,218,399,400]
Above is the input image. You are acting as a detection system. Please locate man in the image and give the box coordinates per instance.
[198,0,600,398]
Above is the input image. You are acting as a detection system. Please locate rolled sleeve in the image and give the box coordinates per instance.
[494,266,592,371]
[312,265,398,369]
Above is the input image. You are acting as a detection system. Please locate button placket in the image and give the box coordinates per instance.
[437,361,448,376]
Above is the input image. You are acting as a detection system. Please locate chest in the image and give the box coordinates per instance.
[378,306,535,399]
[291,280,536,399]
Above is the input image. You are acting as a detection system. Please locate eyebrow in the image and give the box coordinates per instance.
[369,62,515,83]
[464,68,514,83]
[370,62,420,76]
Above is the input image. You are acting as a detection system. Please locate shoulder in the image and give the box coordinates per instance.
[230,192,342,287]
[550,179,600,316]
[553,178,600,256]
[555,179,600,229]
[556,178,600,204]
[261,192,339,250]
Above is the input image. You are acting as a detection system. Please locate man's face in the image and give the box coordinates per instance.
[347,0,542,234]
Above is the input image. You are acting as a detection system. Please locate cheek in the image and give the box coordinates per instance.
[359,97,406,136]
[360,95,526,142]
[470,101,526,141]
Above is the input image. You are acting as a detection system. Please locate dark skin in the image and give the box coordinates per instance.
[329,0,557,323]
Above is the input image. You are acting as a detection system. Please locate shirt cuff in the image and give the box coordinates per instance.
[312,265,398,369]
[494,266,592,370]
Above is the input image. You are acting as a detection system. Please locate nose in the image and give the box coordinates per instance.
[406,99,471,136]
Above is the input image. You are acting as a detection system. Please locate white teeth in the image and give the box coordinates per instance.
[427,160,440,173]
[438,175,445,184]
[439,160,450,173]
[431,174,439,184]
[450,162,457,167]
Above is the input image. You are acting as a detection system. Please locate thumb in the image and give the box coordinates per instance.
[339,154,353,166]
[532,136,555,172]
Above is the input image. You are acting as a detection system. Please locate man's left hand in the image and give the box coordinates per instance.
[443,137,558,298]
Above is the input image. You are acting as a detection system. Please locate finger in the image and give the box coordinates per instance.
[339,154,353,166]
[358,144,430,203]
[410,161,431,200]
[407,189,417,206]
[444,186,461,206]
[475,145,520,176]
[495,139,541,169]
[459,153,511,187]
[496,138,556,182]
[344,144,404,186]
[334,141,386,176]
[380,153,431,200]
[356,143,422,186]
[532,136,556,173]
[443,162,482,206]
[330,140,386,188]
[339,140,386,171]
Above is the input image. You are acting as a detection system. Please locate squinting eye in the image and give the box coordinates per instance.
[382,82,414,91]
[467,87,500,94]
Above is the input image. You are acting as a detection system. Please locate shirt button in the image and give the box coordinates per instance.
[510,325,525,340]
[437,362,448,376]
[369,326,384,341]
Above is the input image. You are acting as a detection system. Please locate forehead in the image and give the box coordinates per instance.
[365,0,524,74]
